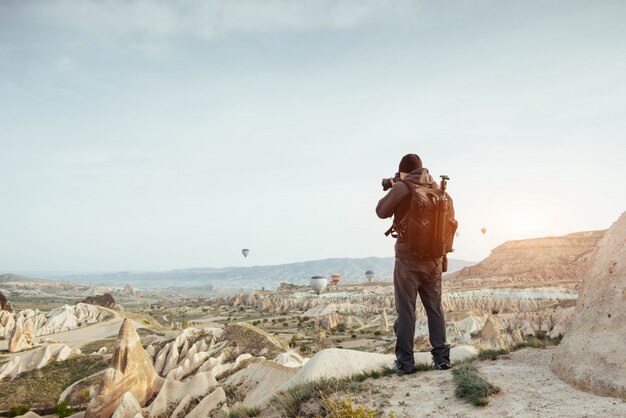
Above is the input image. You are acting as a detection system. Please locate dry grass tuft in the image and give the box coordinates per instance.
[452,363,500,406]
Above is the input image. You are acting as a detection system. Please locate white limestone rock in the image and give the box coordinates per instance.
[145,371,218,417]
[111,392,142,418]
[186,387,226,418]
[0,343,80,380]
[8,315,36,352]
[552,211,626,398]
[273,350,308,368]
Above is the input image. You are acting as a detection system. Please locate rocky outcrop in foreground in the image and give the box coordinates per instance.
[446,231,604,288]
[552,211,626,398]
[86,318,161,418]
[79,318,478,417]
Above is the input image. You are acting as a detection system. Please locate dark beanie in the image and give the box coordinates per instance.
[398,153,423,173]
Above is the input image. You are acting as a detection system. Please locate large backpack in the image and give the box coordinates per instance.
[402,176,458,270]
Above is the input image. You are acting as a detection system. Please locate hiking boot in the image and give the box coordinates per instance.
[392,361,418,375]
[435,361,451,370]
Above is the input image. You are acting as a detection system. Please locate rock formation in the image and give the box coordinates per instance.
[319,313,338,330]
[8,315,36,352]
[345,315,353,329]
[380,310,389,332]
[0,309,15,339]
[552,212,626,398]
[85,319,162,418]
[0,291,13,312]
[111,392,142,418]
[148,324,287,382]
[282,346,477,390]
[0,303,110,339]
[225,288,395,314]
[315,330,328,351]
[480,314,506,349]
[0,343,80,380]
[226,360,298,407]
[273,350,308,368]
[144,371,221,417]
[123,283,136,297]
[82,293,116,308]
[224,286,576,325]
[446,231,604,288]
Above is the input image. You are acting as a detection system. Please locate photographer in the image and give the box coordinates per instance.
[376,153,451,373]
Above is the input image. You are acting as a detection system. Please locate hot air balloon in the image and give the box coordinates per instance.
[310,276,327,296]
[481,227,487,235]
[241,248,250,257]
[455,231,460,238]
[365,270,375,282]
[330,274,341,286]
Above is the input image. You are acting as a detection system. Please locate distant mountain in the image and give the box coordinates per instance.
[35,257,475,292]
[0,273,37,283]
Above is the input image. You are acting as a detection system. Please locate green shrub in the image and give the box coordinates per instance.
[8,405,30,418]
[52,401,76,418]
[452,364,500,406]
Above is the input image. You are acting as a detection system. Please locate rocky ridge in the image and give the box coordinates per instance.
[446,231,604,288]
[227,285,577,341]
[0,343,81,380]
[0,304,111,352]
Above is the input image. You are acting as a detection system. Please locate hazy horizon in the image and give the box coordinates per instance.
[2,1,625,271]
[6,255,478,277]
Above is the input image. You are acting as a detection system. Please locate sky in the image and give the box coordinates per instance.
[1,0,625,272]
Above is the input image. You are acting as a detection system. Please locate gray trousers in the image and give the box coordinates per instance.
[393,257,450,370]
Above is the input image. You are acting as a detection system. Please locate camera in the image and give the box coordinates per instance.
[381,172,401,191]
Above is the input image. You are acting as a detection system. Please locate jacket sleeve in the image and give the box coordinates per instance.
[376,182,410,219]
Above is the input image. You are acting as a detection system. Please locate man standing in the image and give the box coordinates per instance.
[376,153,451,373]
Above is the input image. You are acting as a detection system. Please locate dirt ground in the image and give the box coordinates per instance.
[346,347,625,417]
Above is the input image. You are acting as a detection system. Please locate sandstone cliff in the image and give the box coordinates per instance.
[445,231,604,288]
